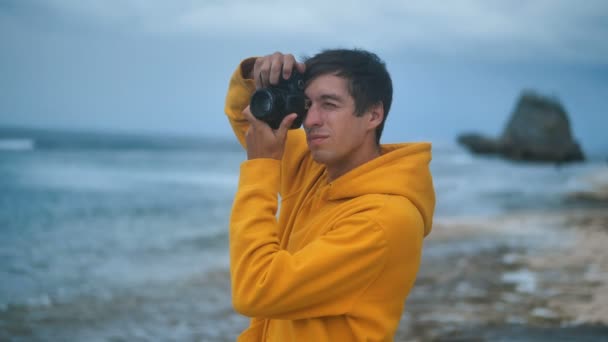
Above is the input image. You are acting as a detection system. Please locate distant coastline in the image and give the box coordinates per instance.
[1,125,606,160]
[0,125,242,151]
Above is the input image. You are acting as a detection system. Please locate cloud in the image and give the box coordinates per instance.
[3,0,608,64]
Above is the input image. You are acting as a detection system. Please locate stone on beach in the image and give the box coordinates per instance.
[458,91,585,163]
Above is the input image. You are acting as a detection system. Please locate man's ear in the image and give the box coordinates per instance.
[367,102,384,130]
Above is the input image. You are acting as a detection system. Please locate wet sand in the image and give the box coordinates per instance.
[395,207,608,341]
[3,207,607,341]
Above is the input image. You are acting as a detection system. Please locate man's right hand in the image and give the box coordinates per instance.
[250,52,306,89]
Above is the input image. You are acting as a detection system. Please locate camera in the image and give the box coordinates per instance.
[250,71,306,130]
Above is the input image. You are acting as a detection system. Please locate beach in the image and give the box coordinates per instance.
[1,129,607,341]
[396,206,608,341]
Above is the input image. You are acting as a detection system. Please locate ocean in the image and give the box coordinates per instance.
[1,127,606,341]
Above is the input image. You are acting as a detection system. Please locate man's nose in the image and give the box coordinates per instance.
[303,104,322,128]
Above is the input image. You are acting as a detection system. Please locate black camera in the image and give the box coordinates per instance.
[250,71,306,130]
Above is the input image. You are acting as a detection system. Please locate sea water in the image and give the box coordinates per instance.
[0,128,605,340]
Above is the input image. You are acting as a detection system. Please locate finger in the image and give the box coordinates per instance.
[295,61,306,74]
[277,113,298,137]
[268,52,283,85]
[282,54,296,80]
[255,58,271,89]
[253,58,264,89]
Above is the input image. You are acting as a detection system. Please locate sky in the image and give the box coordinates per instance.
[1,0,607,153]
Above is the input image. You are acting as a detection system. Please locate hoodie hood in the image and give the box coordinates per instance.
[326,142,435,236]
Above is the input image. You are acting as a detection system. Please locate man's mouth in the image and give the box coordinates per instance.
[307,134,328,146]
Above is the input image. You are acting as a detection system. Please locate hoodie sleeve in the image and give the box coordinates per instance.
[224,57,257,149]
[230,159,392,320]
[224,58,318,197]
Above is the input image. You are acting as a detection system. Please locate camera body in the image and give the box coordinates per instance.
[250,72,306,130]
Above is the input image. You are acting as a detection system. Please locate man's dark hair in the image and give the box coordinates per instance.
[304,49,393,144]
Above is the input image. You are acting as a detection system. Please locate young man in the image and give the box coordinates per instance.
[225,49,435,341]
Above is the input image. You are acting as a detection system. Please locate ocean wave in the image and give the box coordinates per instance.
[564,167,608,203]
[0,138,35,151]
[1,127,243,151]
[0,269,243,341]
[584,167,608,192]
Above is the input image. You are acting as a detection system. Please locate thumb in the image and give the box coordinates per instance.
[276,113,298,137]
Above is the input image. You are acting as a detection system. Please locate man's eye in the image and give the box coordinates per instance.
[323,102,337,109]
[304,99,312,110]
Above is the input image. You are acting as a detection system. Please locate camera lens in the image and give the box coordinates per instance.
[250,90,275,119]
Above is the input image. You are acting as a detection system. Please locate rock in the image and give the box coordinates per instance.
[458,91,585,163]
[457,133,501,154]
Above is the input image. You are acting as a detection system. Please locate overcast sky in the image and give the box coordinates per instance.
[1,0,607,152]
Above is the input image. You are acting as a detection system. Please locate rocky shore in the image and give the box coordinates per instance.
[395,207,608,341]
[7,207,604,341]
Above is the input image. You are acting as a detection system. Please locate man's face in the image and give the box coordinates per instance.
[303,74,372,169]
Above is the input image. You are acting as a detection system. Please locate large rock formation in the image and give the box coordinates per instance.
[458,91,585,163]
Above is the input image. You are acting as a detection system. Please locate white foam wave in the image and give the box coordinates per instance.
[0,138,35,151]
[502,268,538,293]
[585,168,608,191]
[565,166,608,201]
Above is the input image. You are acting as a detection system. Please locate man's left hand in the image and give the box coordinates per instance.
[242,106,298,160]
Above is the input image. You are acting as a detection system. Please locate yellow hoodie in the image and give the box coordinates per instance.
[225,59,435,341]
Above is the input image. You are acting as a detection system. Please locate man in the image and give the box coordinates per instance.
[225,49,435,341]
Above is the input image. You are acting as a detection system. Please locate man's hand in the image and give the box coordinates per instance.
[243,106,298,160]
[250,52,306,89]
[241,52,305,160]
